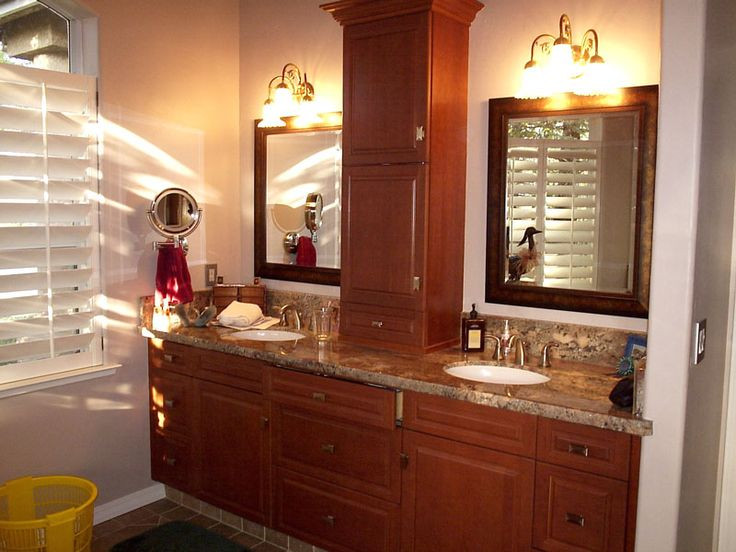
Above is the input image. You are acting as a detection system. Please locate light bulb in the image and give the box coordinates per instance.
[516,65,546,99]
[273,83,295,114]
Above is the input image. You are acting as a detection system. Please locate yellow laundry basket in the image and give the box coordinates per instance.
[0,476,97,552]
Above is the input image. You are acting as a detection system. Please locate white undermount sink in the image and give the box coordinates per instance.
[227,329,305,342]
[444,362,550,385]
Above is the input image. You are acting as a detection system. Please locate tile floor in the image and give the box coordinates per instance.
[91,498,286,551]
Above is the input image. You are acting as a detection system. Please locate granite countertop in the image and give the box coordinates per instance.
[145,325,653,436]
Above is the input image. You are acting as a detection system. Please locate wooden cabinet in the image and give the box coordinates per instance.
[533,419,639,552]
[149,342,642,552]
[323,0,483,353]
[401,392,535,551]
[271,368,401,551]
[148,342,270,524]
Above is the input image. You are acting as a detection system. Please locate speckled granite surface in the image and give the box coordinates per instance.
[144,324,653,436]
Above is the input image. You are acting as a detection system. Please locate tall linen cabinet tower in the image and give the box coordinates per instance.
[322,0,483,353]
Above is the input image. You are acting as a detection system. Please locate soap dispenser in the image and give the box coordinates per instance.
[461,304,486,352]
[500,319,512,359]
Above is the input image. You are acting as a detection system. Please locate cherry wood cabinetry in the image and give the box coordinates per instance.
[271,368,401,551]
[323,0,483,353]
[533,419,640,552]
[149,342,642,552]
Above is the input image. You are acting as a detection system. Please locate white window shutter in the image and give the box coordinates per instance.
[0,64,101,385]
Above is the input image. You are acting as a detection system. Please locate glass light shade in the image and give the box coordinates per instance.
[294,97,322,126]
[257,100,286,128]
[548,43,575,79]
[573,60,614,96]
[516,65,546,99]
[273,83,296,114]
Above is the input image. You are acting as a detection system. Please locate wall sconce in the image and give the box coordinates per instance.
[516,14,614,99]
[258,63,321,128]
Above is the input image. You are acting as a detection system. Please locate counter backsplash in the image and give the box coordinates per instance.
[140,289,645,369]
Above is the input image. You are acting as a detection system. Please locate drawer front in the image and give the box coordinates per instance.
[273,405,401,502]
[340,302,422,348]
[274,469,400,552]
[149,368,191,438]
[403,391,537,457]
[148,340,197,376]
[534,463,628,552]
[197,349,267,393]
[537,418,632,480]
[270,368,396,428]
[151,434,191,492]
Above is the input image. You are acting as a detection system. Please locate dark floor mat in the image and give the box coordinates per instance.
[109,520,248,552]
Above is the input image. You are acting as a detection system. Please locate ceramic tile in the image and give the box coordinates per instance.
[265,527,289,547]
[288,535,315,552]
[221,509,244,530]
[243,519,266,539]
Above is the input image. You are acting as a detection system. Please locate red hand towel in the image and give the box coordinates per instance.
[296,236,317,267]
[155,246,194,305]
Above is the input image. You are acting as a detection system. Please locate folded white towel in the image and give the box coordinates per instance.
[217,301,264,327]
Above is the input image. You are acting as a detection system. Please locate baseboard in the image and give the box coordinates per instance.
[94,483,166,524]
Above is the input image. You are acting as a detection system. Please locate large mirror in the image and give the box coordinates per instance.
[254,113,342,285]
[486,86,657,317]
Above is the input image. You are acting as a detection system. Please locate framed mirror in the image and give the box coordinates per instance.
[254,113,342,286]
[486,85,658,317]
[147,187,202,239]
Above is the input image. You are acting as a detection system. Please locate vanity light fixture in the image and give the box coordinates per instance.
[516,14,613,99]
[258,63,320,128]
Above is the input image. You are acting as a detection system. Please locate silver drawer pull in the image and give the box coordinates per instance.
[567,443,589,457]
[312,392,326,402]
[320,443,336,454]
[322,514,335,526]
[164,456,177,467]
[164,399,176,408]
[565,512,585,527]
[371,320,384,328]
[163,353,175,363]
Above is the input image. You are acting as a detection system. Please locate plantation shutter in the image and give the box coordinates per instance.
[507,139,600,287]
[0,64,101,385]
[543,143,599,289]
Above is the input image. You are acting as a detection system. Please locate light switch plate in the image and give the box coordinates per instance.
[693,319,707,364]
[205,264,217,287]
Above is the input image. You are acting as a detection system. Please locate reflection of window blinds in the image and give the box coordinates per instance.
[0,64,101,384]
[507,140,600,288]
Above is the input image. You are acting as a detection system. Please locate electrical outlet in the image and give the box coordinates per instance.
[693,319,707,364]
[205,263,218,287]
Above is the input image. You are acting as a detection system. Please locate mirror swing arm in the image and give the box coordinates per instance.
[485,85,658,317]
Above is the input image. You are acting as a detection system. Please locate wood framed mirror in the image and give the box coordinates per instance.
[254,113,342,286]
[485,85,658,317]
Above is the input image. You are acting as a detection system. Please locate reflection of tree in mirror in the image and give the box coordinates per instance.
[509,119,590,140]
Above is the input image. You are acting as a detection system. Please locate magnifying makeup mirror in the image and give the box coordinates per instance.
[147,187,203,254]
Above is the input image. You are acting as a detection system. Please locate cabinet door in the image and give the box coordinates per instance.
[401,430,534,551]
[533,463,628,552]
[343,12,429,165]
[194,380,270,524]
[341,164,426,311]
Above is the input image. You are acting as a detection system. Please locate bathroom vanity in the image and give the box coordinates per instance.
[147,327,649,552]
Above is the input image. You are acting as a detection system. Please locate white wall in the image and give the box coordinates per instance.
[1,0,241,506]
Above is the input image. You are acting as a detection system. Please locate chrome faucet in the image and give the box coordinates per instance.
[279,304,302,330]
[507,335,526,366]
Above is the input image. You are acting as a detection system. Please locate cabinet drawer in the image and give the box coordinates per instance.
[197,349,267,393]
[148,340,197,376]
[403,391,537,457]
[150,368,192,438]
[340,302,422,347]
[273,405,401,502]
[534,462,628,552]
[537,418,632,480]
[270,368,396,428]
[151,434,191,492]
[274,469,399,552]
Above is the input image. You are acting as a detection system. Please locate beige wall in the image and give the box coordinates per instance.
[1,0,241,506]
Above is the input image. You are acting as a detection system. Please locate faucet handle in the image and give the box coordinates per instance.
[541,341,558,368]
[485,335,501,360]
